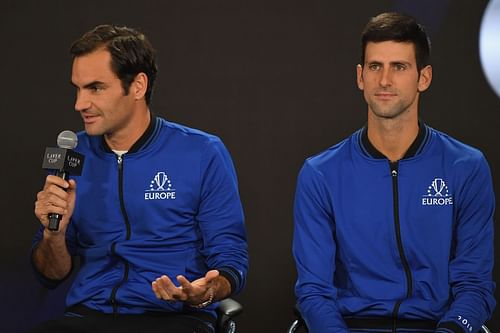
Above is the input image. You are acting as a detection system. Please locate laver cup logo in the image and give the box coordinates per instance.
[145,171,176,200]
[46,152,62,164]
[42,147,84,176]
[153,171,169,191]
[432,178,446,196]
[422,177,453,206]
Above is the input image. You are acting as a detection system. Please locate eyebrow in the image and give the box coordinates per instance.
[70,80,106,89]
[366,60,412,66]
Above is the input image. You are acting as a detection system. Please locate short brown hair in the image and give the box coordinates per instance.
[70,24,158,105]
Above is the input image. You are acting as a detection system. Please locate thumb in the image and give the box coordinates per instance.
[68,179,77,192]
[205,270,219,282]
[58,179,77,230]
[66,179,77,212]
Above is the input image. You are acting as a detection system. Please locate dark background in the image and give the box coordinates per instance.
[1,0,498,332]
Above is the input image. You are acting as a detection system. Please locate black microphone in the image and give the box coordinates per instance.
[42,130,85,231]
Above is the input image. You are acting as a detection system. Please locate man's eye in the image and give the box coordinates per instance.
[394,64,406,71]
[369,64,381,71]
[91,86,103,92]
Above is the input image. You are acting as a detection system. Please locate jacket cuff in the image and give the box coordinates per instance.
[435,321,465,333]
[217,267,241,296]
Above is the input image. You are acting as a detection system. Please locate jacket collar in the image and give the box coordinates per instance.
[360,121,429,160]
[101,112,159,154]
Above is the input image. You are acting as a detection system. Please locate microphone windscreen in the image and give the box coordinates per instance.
[57,130,78,149]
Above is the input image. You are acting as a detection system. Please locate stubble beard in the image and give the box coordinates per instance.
[368,97,413,120]
[83,118,108,137]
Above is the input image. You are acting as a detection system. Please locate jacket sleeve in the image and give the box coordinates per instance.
[436,154,496,333]
[196,137,248,295]
[292,161,349,333]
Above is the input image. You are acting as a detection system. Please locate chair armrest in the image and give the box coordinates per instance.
[217,298,243,318]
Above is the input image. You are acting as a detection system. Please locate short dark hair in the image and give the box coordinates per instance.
[361,12,431,72]
[70,24,158,105]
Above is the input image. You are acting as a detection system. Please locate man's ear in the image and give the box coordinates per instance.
[131,72,148,100]
[417,65,432,92]
[356,64,364,91]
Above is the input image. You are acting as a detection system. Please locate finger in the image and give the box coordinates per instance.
[153,278,174,300]
[36,192,70,216]
[37,179,76,212]
[159,275,186,300]
[44,175,70,190]
[35,194,68,220]
[35,192,67,210]
[158,275,177,289]
[44,193,69,209]
[176,275,196,294]
[38,184,70,201]
[156,278,174,301]
[39,192,71,215]
[36,203,67,217]
[151,281,160,298]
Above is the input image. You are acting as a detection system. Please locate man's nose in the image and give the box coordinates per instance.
[379,68,393,87]
[74,91,91,112]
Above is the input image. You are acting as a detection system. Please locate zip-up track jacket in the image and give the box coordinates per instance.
[32,116,248,317]
[293,125,495,333]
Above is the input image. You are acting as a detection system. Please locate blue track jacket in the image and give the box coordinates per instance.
[32,116,248,317]
[293,125,495,333]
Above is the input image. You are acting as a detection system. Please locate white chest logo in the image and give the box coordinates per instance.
[145,172,176,200]
[422,178,453,206]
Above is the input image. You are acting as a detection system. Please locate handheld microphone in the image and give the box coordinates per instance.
[42,130,85,231]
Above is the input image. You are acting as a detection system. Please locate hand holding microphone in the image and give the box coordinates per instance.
[37,130,85,231]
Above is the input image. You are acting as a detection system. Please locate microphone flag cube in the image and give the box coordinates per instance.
[42,147,85,176]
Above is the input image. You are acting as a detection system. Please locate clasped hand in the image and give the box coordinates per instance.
[152,270,219,305]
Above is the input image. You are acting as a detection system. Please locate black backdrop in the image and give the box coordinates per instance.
[1,1,498,332]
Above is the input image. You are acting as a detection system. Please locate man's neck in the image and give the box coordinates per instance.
[105,109,151,151]
[367,116,419,162]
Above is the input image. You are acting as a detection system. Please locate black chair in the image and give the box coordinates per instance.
[288,305,492,333]
[287,304,306,333]
[216,298,243,333]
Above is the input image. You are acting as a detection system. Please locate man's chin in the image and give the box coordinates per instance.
[370,105,407,119]
[83,125,104,136]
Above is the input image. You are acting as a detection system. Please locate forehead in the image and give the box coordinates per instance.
[364,41,416,64]
[71,48,117,85]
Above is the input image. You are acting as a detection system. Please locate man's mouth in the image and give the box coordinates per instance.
[374,92,397,100]
[82,114,100,124]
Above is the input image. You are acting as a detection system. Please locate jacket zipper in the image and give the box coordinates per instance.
[110,154,132,315]
[389,161,413,333]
